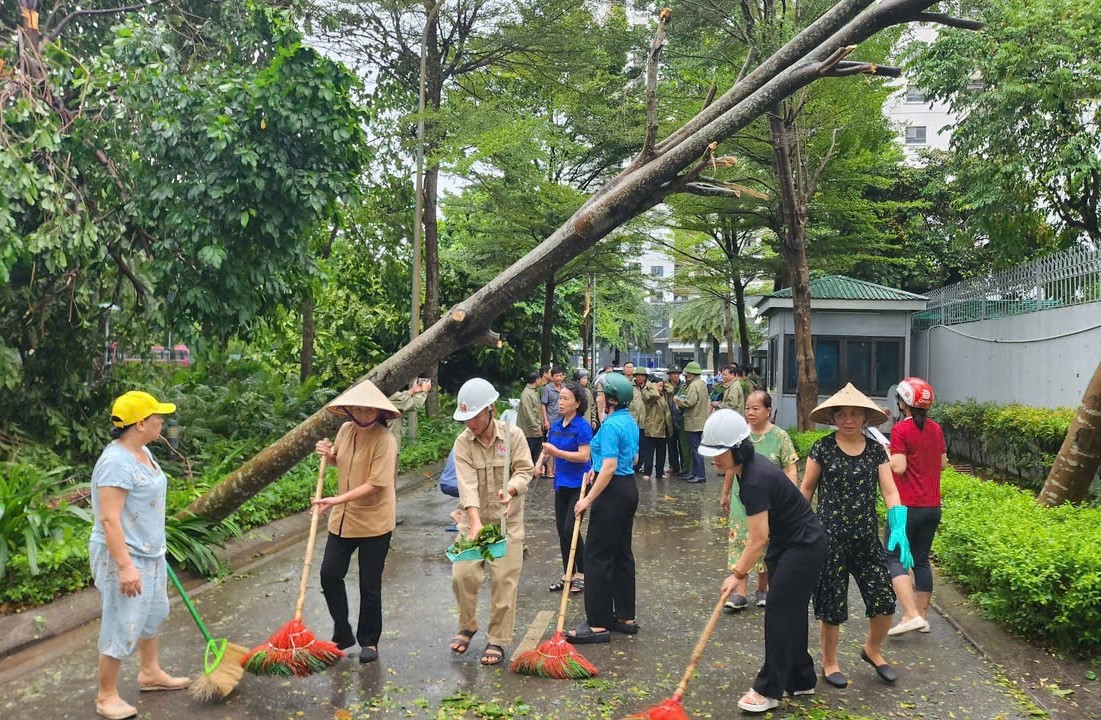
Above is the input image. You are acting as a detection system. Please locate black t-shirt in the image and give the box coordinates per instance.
[739,453,824,561]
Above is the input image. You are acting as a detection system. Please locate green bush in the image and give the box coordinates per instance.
[933,469,1101,656]
[0,462,90,577]
[0,540,90,606]
[930,400,1090,496]
[790,428,831,459]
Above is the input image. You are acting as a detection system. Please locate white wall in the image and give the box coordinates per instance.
[911,302,1101,408]
[884,24,958,163]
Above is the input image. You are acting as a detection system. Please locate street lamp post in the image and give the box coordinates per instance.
[99,303,120,367]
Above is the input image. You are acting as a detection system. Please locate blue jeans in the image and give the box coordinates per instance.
[687,431,705,478]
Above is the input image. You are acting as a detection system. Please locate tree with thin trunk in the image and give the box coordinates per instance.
[185,0,984,522]
[1038,360,1101,507]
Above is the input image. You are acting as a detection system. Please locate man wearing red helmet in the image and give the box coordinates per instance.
[885,377,948,637]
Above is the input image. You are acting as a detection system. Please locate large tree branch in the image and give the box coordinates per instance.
[915,12,985,31]
[638,8,672,162]
[824,60,901,77]
[45,0,166,42]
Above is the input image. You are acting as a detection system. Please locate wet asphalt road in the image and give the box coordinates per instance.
[0,469,1033,720]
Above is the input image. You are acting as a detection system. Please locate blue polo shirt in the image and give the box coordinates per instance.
[590,408,639,476]
[547,415,593,490]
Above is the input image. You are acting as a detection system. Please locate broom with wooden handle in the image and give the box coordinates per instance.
[510,479,596,679]
[165,564,247,700]
[622,588,733,719]
[243,457,344,677]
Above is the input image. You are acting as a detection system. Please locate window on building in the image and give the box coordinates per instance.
[903,85,926,104]
[904,126,927,145]
[649,265,665,277]
[784,336,904,395]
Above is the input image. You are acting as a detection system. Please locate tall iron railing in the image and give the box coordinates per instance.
[915,245,1101,327]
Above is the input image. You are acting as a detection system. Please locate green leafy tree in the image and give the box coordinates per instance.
[1,1,370,454]
[909,0,1101,250]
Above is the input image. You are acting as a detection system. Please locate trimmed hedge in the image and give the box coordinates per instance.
[929,400,1099,498]
[934,469,1101,656]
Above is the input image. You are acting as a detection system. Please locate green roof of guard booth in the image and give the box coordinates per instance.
[753,275,928,316]
[767,275,928,301]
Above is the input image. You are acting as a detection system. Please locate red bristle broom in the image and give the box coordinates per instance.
[244,457,344,677]
[510,480,596,679]
[622,588,732,720]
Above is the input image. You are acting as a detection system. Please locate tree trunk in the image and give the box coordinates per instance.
[182,0,958,522]
[1038,359,1101,506]
[300,293,314,383]
[422,32,444,417]
[722,295,735,364]
[541,276,556,366]
[734,275,751,366]
[770,107,818,430]
[711,337,721,372]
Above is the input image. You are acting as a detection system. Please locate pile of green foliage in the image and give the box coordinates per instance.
[790,428,831,459]
[931,400,1096,498]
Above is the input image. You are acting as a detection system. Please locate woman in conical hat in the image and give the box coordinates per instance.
[800,383,913,689]
[311,380,401,665]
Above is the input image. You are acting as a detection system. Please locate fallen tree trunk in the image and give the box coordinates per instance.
[185,0,977,521]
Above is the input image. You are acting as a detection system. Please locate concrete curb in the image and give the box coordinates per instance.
[929,567,1101,720]
[0,458,446,663]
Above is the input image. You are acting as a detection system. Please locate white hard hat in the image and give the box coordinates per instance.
[698,409,750,456]
[453,378,500,421]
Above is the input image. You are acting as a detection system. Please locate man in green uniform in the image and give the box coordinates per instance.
[517,370,545,469]
[712,364,745,416]
[676,361,710,483]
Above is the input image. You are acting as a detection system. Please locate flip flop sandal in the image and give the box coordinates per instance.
[449,628,477,654]
[565,623,611,645]
[611,619,639,634]
[569,577,585,594]
[480,644,505,666]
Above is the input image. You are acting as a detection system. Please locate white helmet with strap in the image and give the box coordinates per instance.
[453,378,500,421]
[698,409,751,456]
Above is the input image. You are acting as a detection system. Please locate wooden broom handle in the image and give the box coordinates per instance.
[671,588,733,702]
[294,456,328,622]
[554,478,590,633]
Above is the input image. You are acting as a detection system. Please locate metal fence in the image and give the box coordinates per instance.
[915,245,1101,327]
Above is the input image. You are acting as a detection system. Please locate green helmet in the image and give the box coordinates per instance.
[602,373,634,405]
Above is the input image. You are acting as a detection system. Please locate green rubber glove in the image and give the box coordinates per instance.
[886,505,913,571]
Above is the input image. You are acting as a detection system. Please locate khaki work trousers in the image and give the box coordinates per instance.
[451,537,523,647]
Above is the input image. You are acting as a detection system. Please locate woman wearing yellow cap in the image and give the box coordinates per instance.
[90,391,189,720]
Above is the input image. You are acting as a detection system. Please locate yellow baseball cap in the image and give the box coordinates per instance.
[111,391,176,427]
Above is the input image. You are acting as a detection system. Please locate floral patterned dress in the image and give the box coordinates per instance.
[808,433,896,625]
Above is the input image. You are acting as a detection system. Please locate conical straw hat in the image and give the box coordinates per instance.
[326,380,401,419]
[809,382,888,427]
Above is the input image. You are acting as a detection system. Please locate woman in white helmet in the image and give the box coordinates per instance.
[700,409,826,713]
[447,378,533,667]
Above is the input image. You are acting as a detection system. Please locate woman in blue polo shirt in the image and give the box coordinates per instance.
[536,382,593,595]
[567,372,640,644]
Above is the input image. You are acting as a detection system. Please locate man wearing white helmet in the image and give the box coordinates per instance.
[447,378,533,667]
[700,409,826,713]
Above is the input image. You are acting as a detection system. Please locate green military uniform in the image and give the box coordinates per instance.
[641,381,672,438]
[388,390,428,455]
[517,385,543,439]
[718,380,745,416]
[680,376,710,433]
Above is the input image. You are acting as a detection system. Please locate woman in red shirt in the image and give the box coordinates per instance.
[885,377,947,636]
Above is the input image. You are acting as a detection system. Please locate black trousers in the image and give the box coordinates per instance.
[885,506,941,592]
[554,486,584,575]
[526,436,543,468]
[640,435,667,476]
[583,475,639,628]
[687,430,706,478]
[320,531,392,647]
[666,429,681,473]
[753,535,827,699]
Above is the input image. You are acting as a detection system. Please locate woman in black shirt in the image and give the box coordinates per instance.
[700,409,826,713]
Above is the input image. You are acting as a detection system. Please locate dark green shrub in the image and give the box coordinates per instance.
[0,540,90,606]
[0,462,90,577]
[790,428,831,459]
[934,469,1101,656]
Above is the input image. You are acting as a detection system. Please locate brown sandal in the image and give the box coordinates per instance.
[449,628,477,654]
[480,643,505,666]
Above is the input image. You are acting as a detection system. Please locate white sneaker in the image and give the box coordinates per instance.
[791,688,815,696]
[888,616,930,636]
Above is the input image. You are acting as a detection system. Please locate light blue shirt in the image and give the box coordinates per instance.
[590,408,639,476]
[89,442,168,558]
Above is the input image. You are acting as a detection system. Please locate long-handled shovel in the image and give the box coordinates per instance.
[622,588,733,719]
[510,480,597,679]
[243,457,344,677]
[165,565,247,700]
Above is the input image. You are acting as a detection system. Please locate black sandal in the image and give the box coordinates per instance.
[569,577,585,594]
[548,579,566,592]
[449,628,476,654]
[480,644,505,666]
